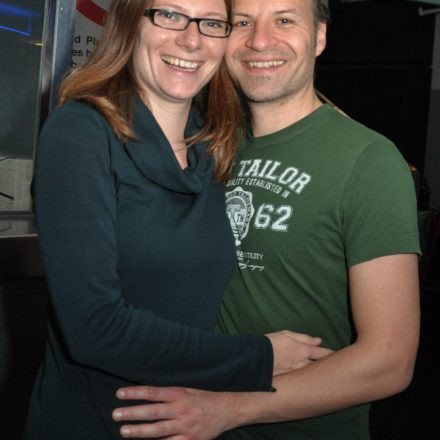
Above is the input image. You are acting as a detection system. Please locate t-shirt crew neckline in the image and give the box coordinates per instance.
[245,104,333,150]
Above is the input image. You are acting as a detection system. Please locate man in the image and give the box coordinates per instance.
[112,0,420,438]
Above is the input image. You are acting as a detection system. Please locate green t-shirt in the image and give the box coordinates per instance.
[217,105,420,440]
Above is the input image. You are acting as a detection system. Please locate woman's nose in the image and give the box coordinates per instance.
[176,22,202,51]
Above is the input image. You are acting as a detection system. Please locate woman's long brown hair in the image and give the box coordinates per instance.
[59,0,243,181]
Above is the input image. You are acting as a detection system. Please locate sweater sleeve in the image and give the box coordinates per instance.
[34,103,273,392]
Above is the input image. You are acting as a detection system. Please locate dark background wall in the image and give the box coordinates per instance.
[315,1,440,439]
[424,13,440,209]
[316,0,436,176]
[0,234,47,440]
[0,277,48,440]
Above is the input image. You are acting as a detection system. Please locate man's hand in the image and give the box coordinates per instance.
[112,252,420,438]
[112,386,235,439]
[111,332,333,438]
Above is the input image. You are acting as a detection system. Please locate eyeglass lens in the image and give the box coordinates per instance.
[148,9,231,37]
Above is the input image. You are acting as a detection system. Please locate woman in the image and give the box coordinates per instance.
[24,0,327,438]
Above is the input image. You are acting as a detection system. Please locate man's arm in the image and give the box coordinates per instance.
[231,253,420,424]
[113,253,420,438]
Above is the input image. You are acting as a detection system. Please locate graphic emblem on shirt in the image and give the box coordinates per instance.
[225,187,255,246]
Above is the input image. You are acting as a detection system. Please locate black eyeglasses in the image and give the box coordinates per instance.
[144,9,232,38]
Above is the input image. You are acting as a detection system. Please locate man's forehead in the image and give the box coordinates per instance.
[232,0,311,12]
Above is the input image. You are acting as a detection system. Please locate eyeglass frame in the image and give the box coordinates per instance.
[143,9,232,38]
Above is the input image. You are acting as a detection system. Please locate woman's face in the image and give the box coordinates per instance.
[133,0,228,107]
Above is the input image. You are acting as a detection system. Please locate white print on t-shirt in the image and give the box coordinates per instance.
[227,159,311,199]
[226,159,311,272]
[235,250,265,272]
[237,258,265,272]
[225,187,255,246]
[226,187,294,248]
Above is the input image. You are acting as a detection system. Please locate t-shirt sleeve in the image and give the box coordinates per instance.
[34,103,273,392]
[340,138,421,267]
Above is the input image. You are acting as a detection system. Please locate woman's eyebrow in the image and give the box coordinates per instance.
[154,3,227,18]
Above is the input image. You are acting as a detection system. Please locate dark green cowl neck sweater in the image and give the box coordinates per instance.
[24,98,273,439]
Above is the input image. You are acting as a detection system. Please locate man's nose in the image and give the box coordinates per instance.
[246,22,277,51]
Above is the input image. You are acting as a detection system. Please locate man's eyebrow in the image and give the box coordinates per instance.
[232,12,252,18]
[233,9,303,17]
[277,9,300,14]
[274,9,304,17]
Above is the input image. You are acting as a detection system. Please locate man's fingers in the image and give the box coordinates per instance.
[117,385,183,401]
[113,403,171,422]
[119,421,187,439]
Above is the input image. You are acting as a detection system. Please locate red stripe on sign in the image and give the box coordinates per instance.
[76,0,107,26]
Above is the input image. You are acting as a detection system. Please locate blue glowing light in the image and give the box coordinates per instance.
[0,3,36,18]
[0,2,41,36]
[0,24,30,36]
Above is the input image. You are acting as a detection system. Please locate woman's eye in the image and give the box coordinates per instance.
[157,10,181,21]
[204,20,223,29]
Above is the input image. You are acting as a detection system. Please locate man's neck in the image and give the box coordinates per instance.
[249,89,323,138]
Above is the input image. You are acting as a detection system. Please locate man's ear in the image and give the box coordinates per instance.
[315,22,327,57]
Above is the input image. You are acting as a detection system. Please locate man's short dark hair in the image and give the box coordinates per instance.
[313,0,331,24]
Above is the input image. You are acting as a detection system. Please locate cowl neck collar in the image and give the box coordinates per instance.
[124,97,214,194]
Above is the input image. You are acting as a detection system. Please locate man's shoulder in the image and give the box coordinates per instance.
[322,106,391,149]
[310,106,405,171]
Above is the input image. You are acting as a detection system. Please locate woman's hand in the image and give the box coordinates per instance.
[266,330,333,376]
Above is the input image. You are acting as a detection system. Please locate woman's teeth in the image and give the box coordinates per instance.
[162,56,200,71]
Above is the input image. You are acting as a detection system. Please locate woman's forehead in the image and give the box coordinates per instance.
[150,0,228,15]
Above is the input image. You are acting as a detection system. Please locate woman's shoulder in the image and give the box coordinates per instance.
[42,100,109,134]
[39,101,114,149]
[38,100,116,165]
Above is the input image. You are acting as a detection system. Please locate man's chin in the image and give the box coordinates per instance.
[245,91,285,104]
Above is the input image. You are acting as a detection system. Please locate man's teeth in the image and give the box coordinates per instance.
[162,57,199,70]
[248,60,285,68]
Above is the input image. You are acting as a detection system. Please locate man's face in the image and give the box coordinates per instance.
[226,0,326,105]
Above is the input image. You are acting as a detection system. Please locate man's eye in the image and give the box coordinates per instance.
[278,18,293,25]
[234,20,251,28]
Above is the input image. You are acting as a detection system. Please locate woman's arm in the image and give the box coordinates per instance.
[111,254,419,438]
[35,102,329,392]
